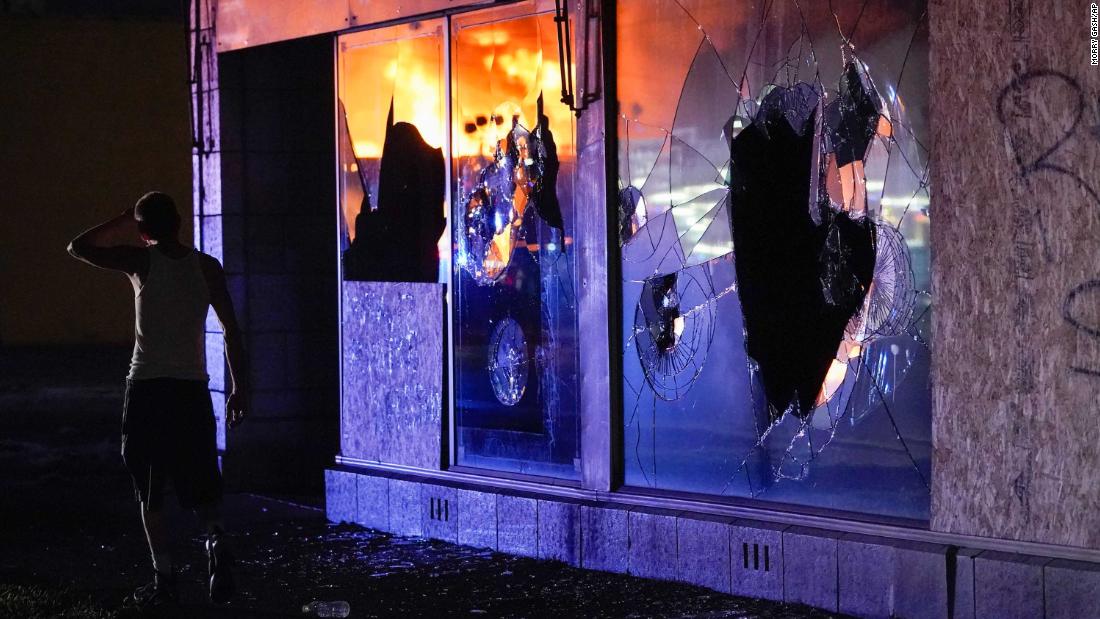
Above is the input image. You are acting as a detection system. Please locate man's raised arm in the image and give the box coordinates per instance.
[67,207,147,274]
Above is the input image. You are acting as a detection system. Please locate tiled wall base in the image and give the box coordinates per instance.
[326,469,1100,619]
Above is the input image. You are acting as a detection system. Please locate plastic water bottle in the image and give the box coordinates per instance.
[302,600,351,618]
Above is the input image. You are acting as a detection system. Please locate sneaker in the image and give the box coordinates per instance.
[206,533,236,604]
[123,569,178,609]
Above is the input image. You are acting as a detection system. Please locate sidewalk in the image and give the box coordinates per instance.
[0,347,845,618]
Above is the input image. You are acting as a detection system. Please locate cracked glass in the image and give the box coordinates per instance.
[451,3,581,478]
[618,0,931,520]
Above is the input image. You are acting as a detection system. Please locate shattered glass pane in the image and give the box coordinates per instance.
[337,21,447,283]
[488,317,530,406]
[451,7,580,478]
[619,0,931,520]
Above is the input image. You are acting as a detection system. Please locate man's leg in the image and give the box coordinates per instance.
[175,380,235,603]
[186,378,233,603]
[121,379,179,608]
[195,499,235,604]
[140,502,173,574]
[122,493,179,608]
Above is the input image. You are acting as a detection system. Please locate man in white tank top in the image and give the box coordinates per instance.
[68,192,247,609]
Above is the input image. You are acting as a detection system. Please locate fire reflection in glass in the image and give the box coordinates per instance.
[338,21,447,283]
[451,6,580,479]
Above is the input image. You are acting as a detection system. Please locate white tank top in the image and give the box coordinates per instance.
[128,248,210,381]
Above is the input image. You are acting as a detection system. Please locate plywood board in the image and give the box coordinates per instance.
[931,0,1100,548]
[341,281,444,469]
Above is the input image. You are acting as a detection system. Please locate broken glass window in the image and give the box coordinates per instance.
[619,0,931,520]
[451,7,580,479]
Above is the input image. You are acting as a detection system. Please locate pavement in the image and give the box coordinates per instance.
[0,347,847,618]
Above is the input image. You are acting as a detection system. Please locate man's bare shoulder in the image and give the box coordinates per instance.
[196,251,225,274]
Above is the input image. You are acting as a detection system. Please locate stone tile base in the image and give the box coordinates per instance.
[783,526,841,612]
[326,469,1100,619]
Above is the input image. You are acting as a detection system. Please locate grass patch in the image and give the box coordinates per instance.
[0,583,115,619]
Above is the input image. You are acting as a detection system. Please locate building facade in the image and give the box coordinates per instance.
[189,1,1100,616]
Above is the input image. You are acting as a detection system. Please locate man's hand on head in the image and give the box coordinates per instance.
[67,205,149,273]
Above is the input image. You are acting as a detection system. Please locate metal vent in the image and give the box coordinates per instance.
[741,542,771,572]
[429,497,450,522]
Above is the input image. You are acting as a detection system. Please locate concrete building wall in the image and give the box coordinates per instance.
[0,16,192,345]
[216,35,339,494]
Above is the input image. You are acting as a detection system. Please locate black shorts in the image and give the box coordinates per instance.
[122,378,223,510]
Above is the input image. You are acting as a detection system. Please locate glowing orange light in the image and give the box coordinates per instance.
[343,33,446,159]
[453,15,573,159]
[815,359,849,407]
[338,14,576,255]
